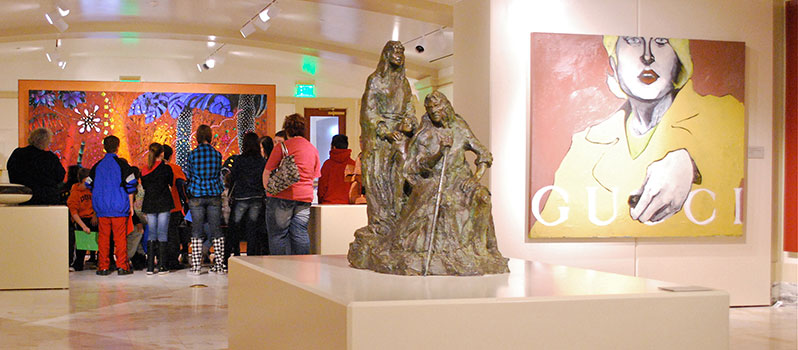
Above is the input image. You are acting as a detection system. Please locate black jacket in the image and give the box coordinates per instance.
[141,161,174,214]
[7,145,66,205]
[230,154,266,199]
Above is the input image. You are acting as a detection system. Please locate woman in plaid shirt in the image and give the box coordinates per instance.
[186,124,226,274]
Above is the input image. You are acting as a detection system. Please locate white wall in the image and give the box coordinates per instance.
[455,0,774,306]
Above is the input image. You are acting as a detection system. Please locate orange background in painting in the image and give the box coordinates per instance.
[19,80,275,172]
[528,33,745,228]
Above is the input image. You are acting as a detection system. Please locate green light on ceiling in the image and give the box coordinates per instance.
[121,0,140,15]
[295,84,316,98]
[302,56,318,76]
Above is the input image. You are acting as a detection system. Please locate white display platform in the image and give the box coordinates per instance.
[0,205,68,290]
[228,255,729,350]
[308,204,366,254]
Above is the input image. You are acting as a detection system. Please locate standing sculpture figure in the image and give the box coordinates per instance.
[348,89,509,276]
[349,41,417,267]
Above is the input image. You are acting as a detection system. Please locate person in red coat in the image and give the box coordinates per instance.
[318,134,356,204]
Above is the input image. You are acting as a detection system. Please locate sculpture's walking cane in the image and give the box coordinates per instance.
[423,150,448,276]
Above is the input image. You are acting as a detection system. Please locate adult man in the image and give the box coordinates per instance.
[7,128,65,205]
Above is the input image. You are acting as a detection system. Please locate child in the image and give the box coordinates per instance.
[66,168,97,271]
[86,135,137,276]
[391,116,417,212]
[317,134,356,204]
[141,143,174,275]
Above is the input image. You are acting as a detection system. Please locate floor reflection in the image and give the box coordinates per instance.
[0,270,794,349]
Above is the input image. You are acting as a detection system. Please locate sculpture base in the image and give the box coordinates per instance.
[228,255,728,350]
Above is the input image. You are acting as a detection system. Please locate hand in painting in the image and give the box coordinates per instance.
[629,149,695,223]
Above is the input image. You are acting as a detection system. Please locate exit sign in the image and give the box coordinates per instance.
[295,84,316,98]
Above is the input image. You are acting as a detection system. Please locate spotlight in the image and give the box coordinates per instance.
[57,61,67,69]
[241,1,280,39]
[240,21,256,38]
[52,18,68,32]
[45,9,69,32]
[56,0,70,16]
[204,57,216,69]
[197,44,226,72]
[415,36,425,53]
[258,8,271,22]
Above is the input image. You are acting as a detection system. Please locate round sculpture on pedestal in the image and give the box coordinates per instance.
[0,183,33,205]
[347,41,509,276]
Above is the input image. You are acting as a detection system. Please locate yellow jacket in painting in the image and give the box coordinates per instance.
[530,81,744,238]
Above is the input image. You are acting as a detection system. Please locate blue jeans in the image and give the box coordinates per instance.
[146,212,170,242]
[265,197,311,255]
[188,196,222,240]
[232,198,265,255]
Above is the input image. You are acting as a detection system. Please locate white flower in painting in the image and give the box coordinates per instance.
[75,105,101,134]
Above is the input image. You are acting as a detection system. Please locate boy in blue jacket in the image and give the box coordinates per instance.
[86,136,137,275]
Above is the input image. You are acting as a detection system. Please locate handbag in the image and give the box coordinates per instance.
[266,142,300,195]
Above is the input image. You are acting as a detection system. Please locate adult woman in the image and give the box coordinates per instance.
[358,40,416,236]
[262,114,320,255]
[141,143,174,274]
[186,125,225,274]
[229,132,266,257]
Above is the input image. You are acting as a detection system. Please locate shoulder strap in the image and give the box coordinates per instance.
[280,142,289,157]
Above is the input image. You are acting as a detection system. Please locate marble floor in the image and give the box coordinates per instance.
[0,270,795,349]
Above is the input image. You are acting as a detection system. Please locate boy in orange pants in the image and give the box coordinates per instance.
[86,136,137,276]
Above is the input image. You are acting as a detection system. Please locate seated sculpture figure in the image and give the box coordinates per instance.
[348,89,509,276]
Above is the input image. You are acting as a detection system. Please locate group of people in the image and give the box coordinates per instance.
[7,112,362,276]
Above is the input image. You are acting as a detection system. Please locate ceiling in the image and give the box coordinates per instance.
[0,0,456,82]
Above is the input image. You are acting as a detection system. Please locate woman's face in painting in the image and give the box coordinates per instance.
[614,36,680,101]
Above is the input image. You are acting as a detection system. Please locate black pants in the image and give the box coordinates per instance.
[70,219,98,271]
[166,211,188,269]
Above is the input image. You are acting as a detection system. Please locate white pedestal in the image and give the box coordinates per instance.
[0,206,68,290]
[228,255,729,350]
[308,204,366,254]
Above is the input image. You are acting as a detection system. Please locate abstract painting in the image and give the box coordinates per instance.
[19,81,275,171]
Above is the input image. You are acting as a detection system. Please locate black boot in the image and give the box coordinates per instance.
[157,241,169,275]
[146,241,156,275]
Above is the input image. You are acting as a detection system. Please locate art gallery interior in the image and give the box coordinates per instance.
[0,0,796,349]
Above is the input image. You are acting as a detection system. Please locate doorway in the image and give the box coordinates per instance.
[304,108,346,166]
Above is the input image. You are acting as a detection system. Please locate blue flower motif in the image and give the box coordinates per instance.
[29,90,57,108]
[59,91,86,109]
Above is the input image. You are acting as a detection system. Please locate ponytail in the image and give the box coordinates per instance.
[147,142,164,169]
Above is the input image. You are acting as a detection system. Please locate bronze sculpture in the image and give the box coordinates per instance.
[348,41,508,276]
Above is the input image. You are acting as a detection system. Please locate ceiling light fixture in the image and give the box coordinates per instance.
[44,9,69,32]
[45,39,65,68]
[56,0,70,16]
[240,0,280,38]
[404,26,449,57]
[197,43,226,72]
